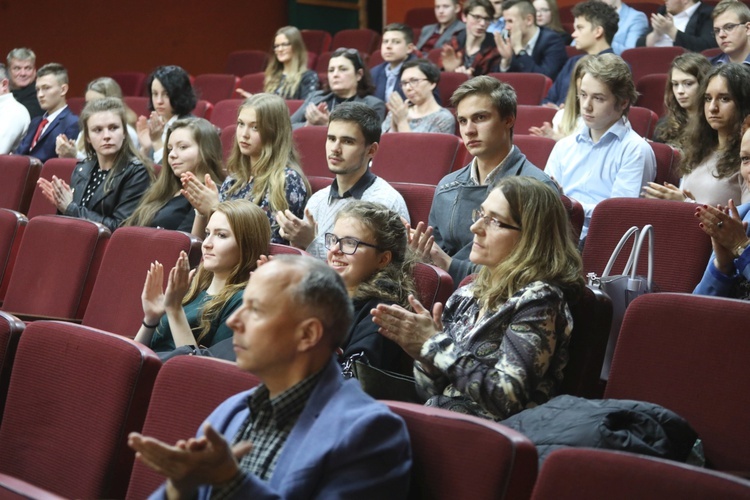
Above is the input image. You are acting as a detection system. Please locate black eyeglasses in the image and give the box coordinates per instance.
[324,233,382,255]
[712,22,745,36]
[273,42,292,50]
[401,78,428,89]
[471,208,521,231]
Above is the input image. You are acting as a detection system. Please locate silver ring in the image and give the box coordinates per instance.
[718,221,724,229]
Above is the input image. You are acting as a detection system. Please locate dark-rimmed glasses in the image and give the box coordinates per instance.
[324,233,382,254]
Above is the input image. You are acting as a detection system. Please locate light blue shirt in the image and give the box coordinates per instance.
[545,118,656,239]
[384,62,404,103]
[612,3,649,55]
[487,17,505,34]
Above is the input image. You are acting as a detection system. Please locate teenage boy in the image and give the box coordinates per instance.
[709,0,750,65]
[495,0,568,79]
[442,0,501,76]
[543,0,618,107]
[545,54,656,240]
[277,102,409,259]
[371,23,417,102]
[15,62,79,163]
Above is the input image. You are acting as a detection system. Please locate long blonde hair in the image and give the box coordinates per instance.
[123,118,224,227]
[224,93,309,211]
[558,55,591,138]
[184,200,270,344]
[264,26,309,98]
[472,177,584,311]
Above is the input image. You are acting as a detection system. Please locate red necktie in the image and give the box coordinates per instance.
[30,118,49,149]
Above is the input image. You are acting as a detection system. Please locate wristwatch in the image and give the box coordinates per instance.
[734,240,750,258]
[517,50,528,56]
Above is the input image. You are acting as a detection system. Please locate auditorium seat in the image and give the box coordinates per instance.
[650,141,681,187]
[583,197,712,293]
[404,7,436,29]
[513,134,555,170]
[514,105,557,134]
[387,401,537,500]
[636,73,668,117]
[193,74,240,104]
[110,71,147,97]
[560,194,584,243]
[268,243,312,257]
[81,227,202,338]
[391,182,436,226]
[0,321,160,498]
[0,311,23,419]
[372,133,460,184]
[308,175,334,193]
[237,72,266,95]
[225,50,269,77]
[368,49,385,68]
[437,72,469,107]
[0,210,26,304]
[621,47,685,84]
[26,157,77,219]
[123,96,150,117]
[66,96,86,116]
[531,448,750,500]
[0,155,42,215]
[487,73,553,105]
[210,99,243,129]
[2,215,110,322]
[192,99,214,120]
[301,29,333,55]
[125,357,259,499]
[628,106,659,140]
[413,262,453,312]
[606,293,750,473]
[293,126,331,178]
[220,124,236,162]
[331,29,381,54]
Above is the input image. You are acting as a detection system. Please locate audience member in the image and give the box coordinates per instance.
[137,65,196,165]
[530,55,590,140]
[277,102,409,259]
[327,201,416,372]
[638,0,717,51]
[382,59,455,134]
[238,26,319,101]
[36,98,152,231]
[534,0,572,44]
[370,23,418,102]
[543,0,617,107]
[416,0,465,55]
[441,0,501,76]
[291,48,385,128]
[601,0,649,54]
[14,62,79,163]
[373,176,585,421]
[56,77,139,161]
[135,200,268,355]
[646,63,750,205]
[411,76,555,285]
[0,63,30,154]
[653,53,712,147]
[694,116,750,299]
[183,93,309,244]
[124,118,224,231]
[487,0,507,33]
[709,0,750,65]
[129,255,412,499]
[495,0,568,79]
[6,47,42,118]
[545,54,656,240]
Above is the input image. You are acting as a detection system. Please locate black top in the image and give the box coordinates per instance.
[342,297,405,373]
[11,82,43,119]
[150,195,195,232]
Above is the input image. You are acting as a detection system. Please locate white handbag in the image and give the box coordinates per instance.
[588,225,654,380]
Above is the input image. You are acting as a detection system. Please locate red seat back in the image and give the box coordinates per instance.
[66,96,86,116]
[488,72,553,105]
[193,74,239,105]
[514,105,557,134]
[26,157,78,219]
[391,182,436,226]
[293,126,331,178]
[82,227,202,338]
[331,29,381,54]
[308,175,334,193]
[559,194,584,243]
[210,99,243,130]
[221,124,236,162]
[0,311,24,419]
[123,96,150,117]
[606,293,750,472]
[531,448,750,499]
[372,133,460,184]
[636,73,668,117]
[110,71,147,97]
[405,7,436,29]
[237,72,266,95]
[0,321,160,498]
[621,47,685,84]
[0,210,27,303]
[0,155,42,214]
[386,401,537,500]
[301,29,332,55]
[3,215,110,321]
[437,72,470,106]
[513,134,555,170]
[225,50,269,77]
[583,197,712,293]
[628,106,659,139]
[126,357,259,500]
[268,243,312,256]
[413,262,453,311]
[650,141,681,186]
[192,99,214,120]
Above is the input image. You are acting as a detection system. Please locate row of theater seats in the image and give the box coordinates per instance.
[0,291,748,499]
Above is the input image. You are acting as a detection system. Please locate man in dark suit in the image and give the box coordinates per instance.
[637,0,717,52]
[494,0,568,79]
[15,62,79,163]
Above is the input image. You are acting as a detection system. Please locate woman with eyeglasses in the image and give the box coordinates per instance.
[382,59,456,134]
[237,26,319,101]
[325,201,417,372]
[290,48,385,129]
[372,176,585,421]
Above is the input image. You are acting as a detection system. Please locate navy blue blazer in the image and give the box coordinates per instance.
[15,106,79,163]
[636,2,717,52]
[503,26,568,80]
[371,54,443,104]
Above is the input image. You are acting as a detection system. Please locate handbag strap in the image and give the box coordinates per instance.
[629,224,654,289]
[602,226,640,278]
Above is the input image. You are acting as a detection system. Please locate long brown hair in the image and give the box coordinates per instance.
[184,199,270,343]
[123,118,224,227]
[264,26,309,98]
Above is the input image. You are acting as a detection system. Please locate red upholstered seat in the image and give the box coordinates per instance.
[436,72,469,106]
[286,99,304,115]
[237,72,266,95]
[559,194,584,243]
[391,182,436,226]
[268,243,311,256]
[308,175,334,193]
[192,99,214,120]
[293,126,330,178]
[372,133,460,184]
[82,227,202,338]
[110,71,147,97]
[650,141,681,187]
[605,293,750,473]
[386,401,537,500]
[331,29,381,54]
[0,155,42,214]
[220,124,236,162]
[636,73,668,117]
[225,50,269,77]
[531,448,750,500]
[2,215,110,321]
[126,356,259,500]
[413,262,453,311]
[404,7,436,29]
[583,197,712,293]
[26,157,77,219]
[513,134,555,170]
[0,321,160,498]
[0,209,26,303]
[628,106,659,139]
[487,72,552,105]
[0,311,24,419]
[301,29,332,55]
[123,96,150,117]
[210,99,243,129]
[66,96,86,116]
[368,49,385,68]
[193,74,239,105]
[621,47,685,84]
[514,105,557,134]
